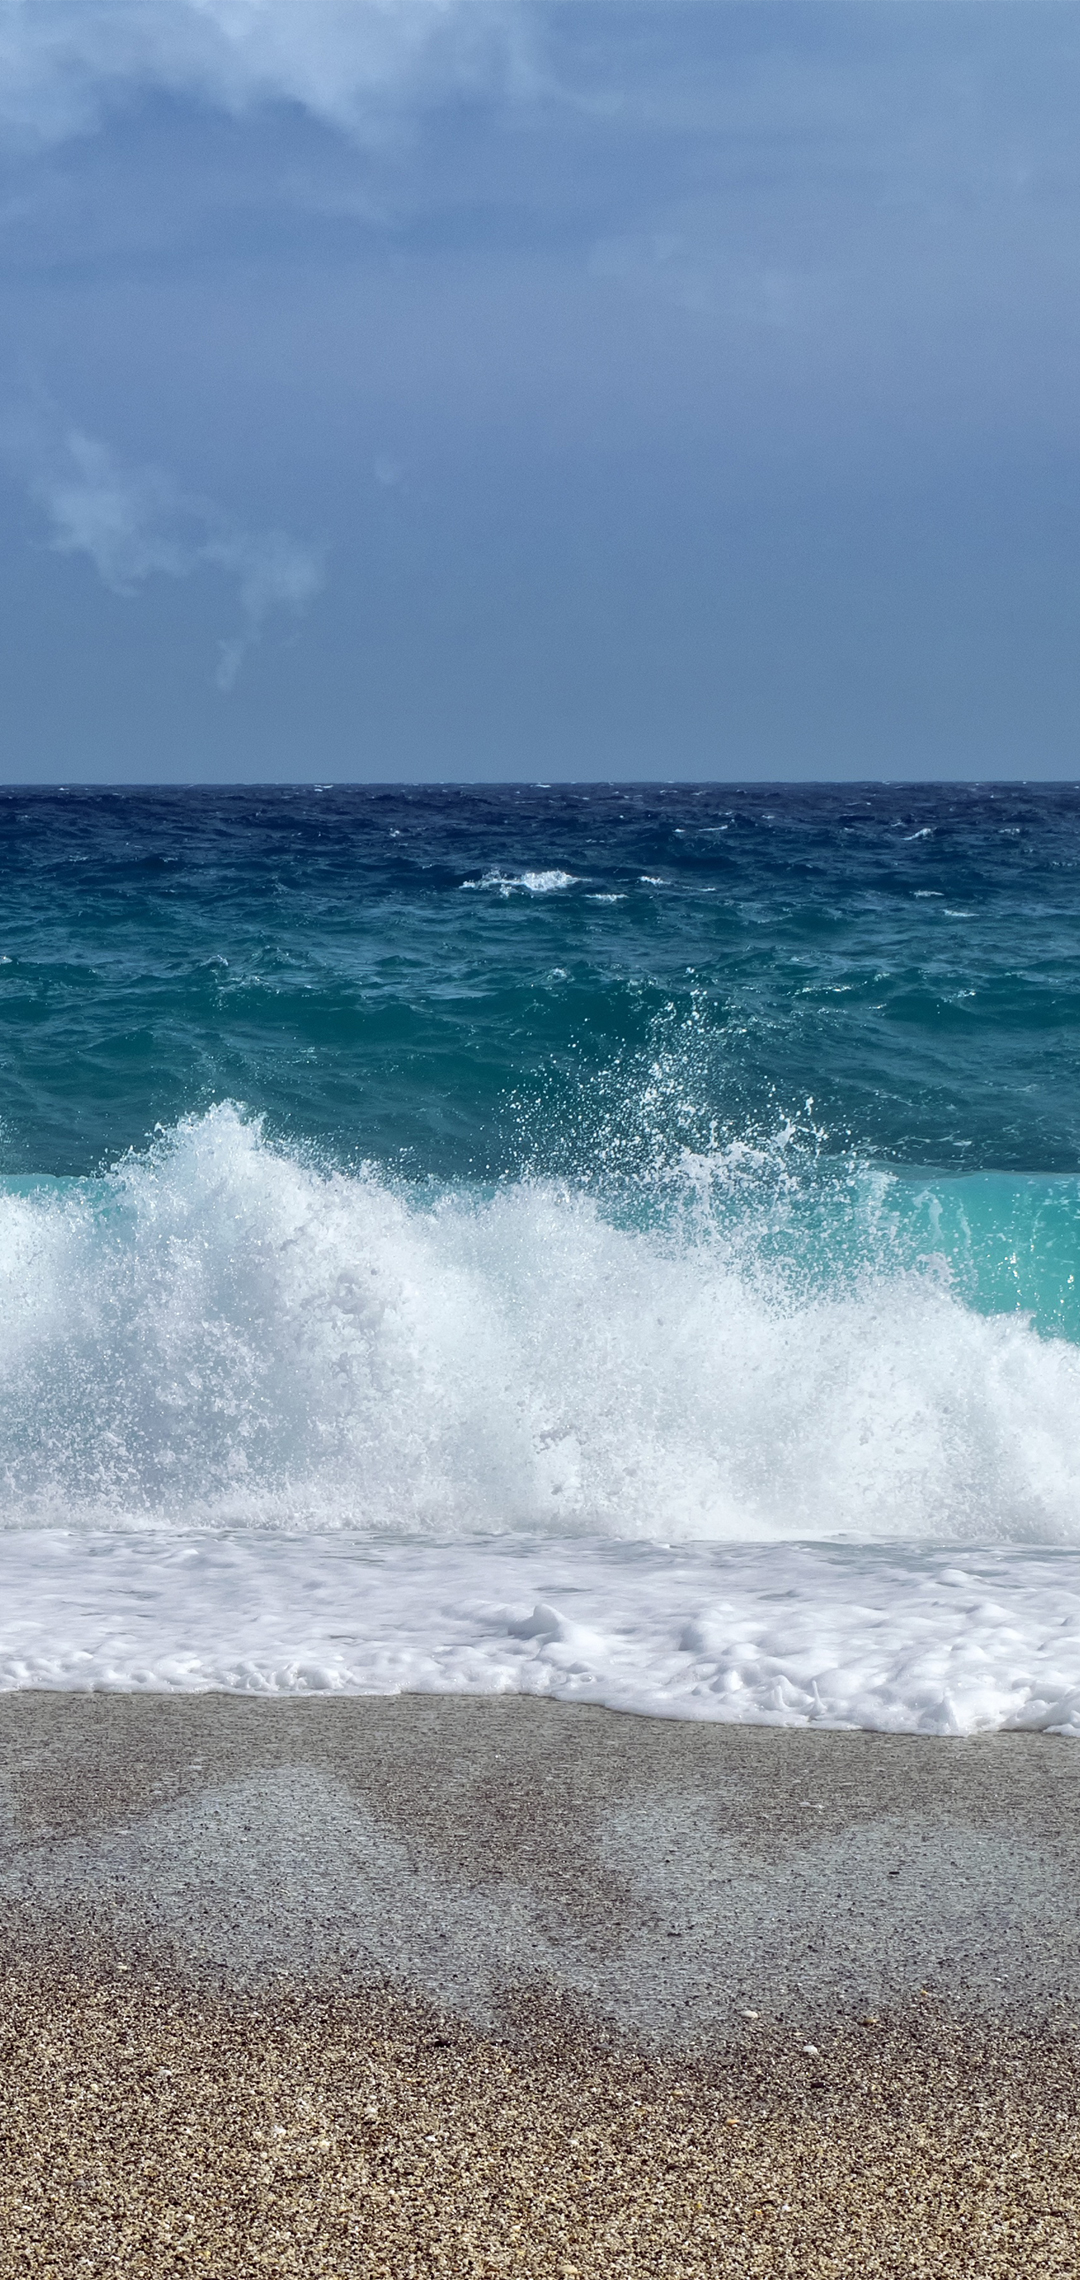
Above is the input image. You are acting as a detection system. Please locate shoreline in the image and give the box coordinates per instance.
[2,1694,1078,2273]
[2,1530,1079,1735]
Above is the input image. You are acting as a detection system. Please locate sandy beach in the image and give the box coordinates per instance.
[0,1694,1078,2274]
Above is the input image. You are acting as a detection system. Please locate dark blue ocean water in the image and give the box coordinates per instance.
[2,780,1078,1183]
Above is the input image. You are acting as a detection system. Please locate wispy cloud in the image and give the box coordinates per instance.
[10,421,323,688]
[0,0,532,148]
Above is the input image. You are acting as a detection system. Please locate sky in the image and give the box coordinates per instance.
[0,0,1079,782]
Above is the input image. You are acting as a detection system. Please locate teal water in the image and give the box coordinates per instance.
[0,780,1078,1544]
[1,781,1078,1183]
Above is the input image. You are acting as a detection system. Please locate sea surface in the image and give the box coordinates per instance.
[2,780,1080,1729]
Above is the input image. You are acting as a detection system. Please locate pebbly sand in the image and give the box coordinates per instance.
[0,1692,1078,2274]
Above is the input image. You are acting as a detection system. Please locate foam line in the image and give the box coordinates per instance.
[0,1532,1078,1731]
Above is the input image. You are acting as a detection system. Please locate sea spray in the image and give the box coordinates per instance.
[0,1105,1078,1541]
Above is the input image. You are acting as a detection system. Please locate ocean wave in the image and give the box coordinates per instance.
[0,1105,1077,1541]
[461,868,579,895]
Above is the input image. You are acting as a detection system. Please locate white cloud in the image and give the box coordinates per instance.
[0,0,530,147]
[16,424,323,687]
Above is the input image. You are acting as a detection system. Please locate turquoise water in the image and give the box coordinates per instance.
[0,780,1079,1544]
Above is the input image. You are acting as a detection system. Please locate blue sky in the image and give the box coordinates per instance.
[1,1,1078,780]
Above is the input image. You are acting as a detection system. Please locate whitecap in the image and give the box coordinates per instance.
[461,869,579,897]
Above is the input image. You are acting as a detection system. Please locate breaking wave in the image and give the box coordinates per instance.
[0,1104,1078,1541]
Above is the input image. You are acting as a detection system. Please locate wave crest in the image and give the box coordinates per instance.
[0,1105,1077,1540]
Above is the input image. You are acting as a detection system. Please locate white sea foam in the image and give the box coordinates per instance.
[0,1531,1078,1732]
[0,1107,1078,1724]
[0,1105,1078,1544]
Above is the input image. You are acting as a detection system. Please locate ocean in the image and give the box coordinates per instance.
[1,779,1079,1730]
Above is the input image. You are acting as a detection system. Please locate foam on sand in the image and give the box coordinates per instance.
[0,1531,1079,1732]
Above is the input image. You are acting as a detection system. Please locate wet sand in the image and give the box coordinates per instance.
[0,1694,1078,2273]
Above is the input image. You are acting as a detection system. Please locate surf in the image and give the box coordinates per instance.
[0,1103,1077,1543]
